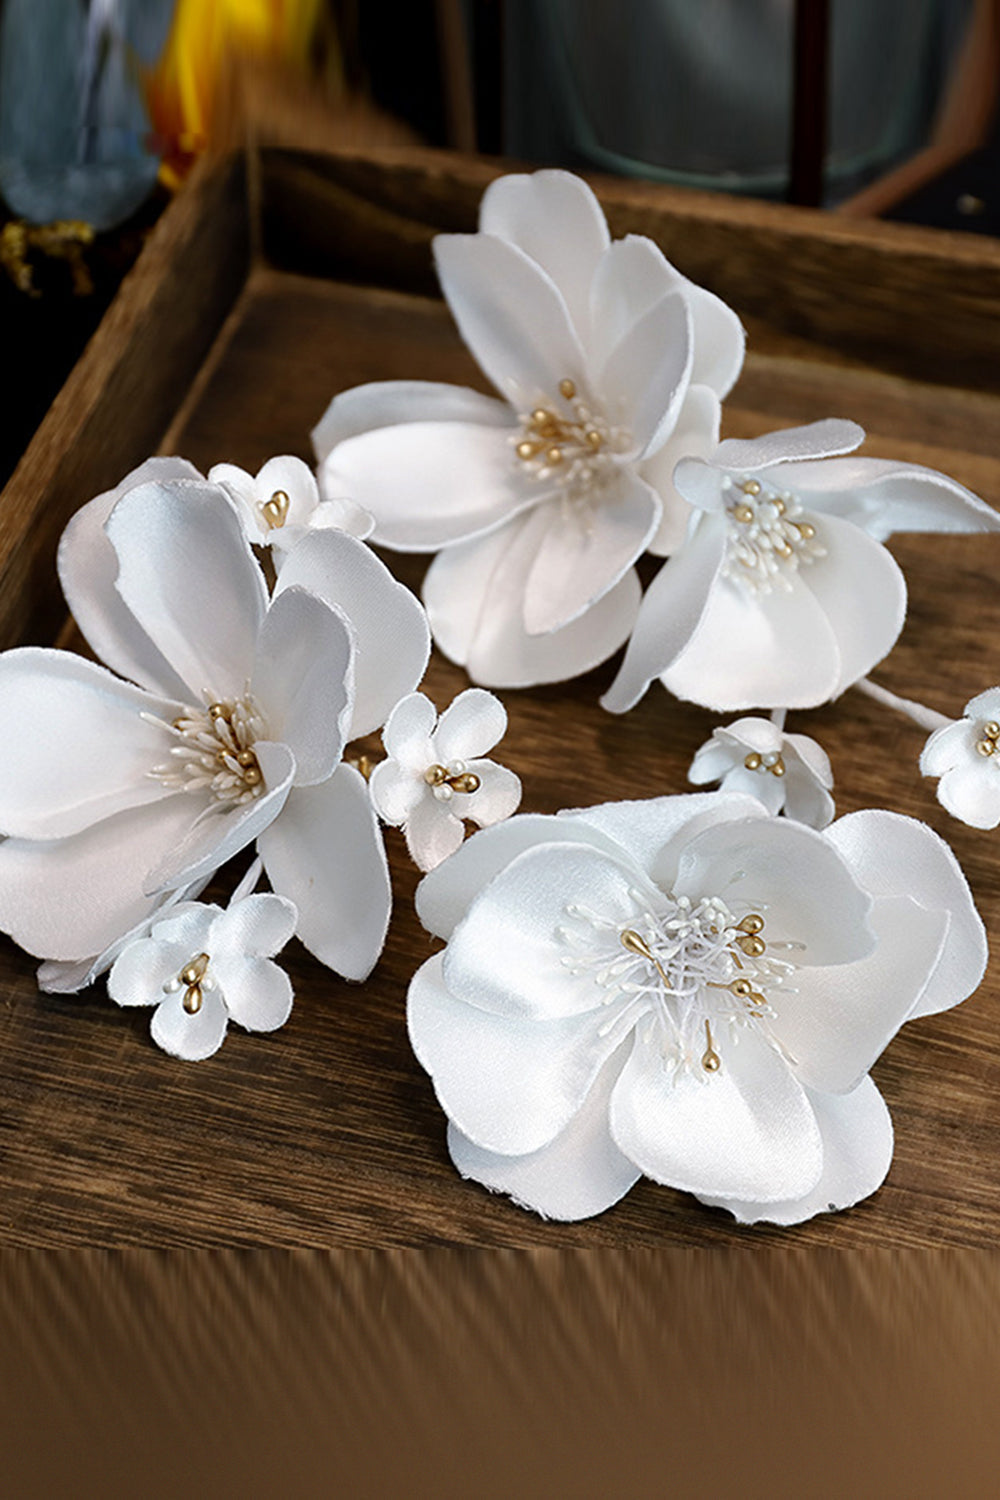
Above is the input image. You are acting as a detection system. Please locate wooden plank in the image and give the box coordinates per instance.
[0,151,250,651]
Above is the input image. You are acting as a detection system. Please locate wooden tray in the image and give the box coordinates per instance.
[4,145,1000,1246]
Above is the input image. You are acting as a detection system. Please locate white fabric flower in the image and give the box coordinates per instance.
[920,687,1000,829]
[408,793,985,1225]
[312,168,744,687]
[689,717,834,828]
[0,458,429,982]
[370,689,521,870]
[603,420,1000,714]
[108,890,297,1061]
[210,454,373,556]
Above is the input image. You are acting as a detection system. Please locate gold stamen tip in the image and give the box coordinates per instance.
[424,764,448,786]
[516,441,537,460]
[262,489,290,529]
[531,408,552,426]
[183,984,203,1015]
[447,772,481,795]
[976,739,996,757]
[585,429,603,449]
[620,928,653,960]
[772,497,786,516]
[559,378,577,400]
[985,722,1000,739]
[546,447,564,466]
[731,978,753,998]
[769,756,786,778]
[208,703,229,720]
[737,933,766,958]
[774,540,793,558]
[795,521,816,539]
[242,766,262,786]
[743,752,762,771]
[236,749,258,767]
[733,504,754,524]
[180,953,210,987]
[742,480,761,496]
[750,991,767,1006]
[701,1021,721,1073]
[738,914,765,934]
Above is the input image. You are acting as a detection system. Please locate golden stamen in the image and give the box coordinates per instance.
[772,497,786,516]
[208,703,229,721]
[531,408,552,427]
[742,480,761,496]
[701,1021,721,1072]
[733,504,755,524]
[743,752,762,771]
[736,933,766,958]
[546,447,564,466]
[424,764,448,786]
[516,440,539,460]
[620,928,670,986]
[448,772,481,795]
[976,739,996,757]
[559,378,577,400]
[182,984,203,1014]
[348,753,375,781]
[262,489,290,529]
[769,756,786,778]
[180,953,210,987]
[773,539,794,558]
[585,429,603,449]
[737,914,765,935]
[795,521,815,540]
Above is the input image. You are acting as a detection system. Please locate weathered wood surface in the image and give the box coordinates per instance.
[2,149,1000,1245]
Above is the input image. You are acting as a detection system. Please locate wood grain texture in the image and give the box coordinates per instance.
[2,150,1000,1246]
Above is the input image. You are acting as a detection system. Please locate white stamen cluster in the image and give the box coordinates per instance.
[558,890,800,1083]
[513,377,631,508]
[147,692,269,807]
[721,475,825,594]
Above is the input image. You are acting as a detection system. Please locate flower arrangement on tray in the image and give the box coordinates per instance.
[1,169,997,1227]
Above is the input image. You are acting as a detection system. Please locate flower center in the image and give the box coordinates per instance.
[147,692,268,807]
[260,488,289,529]
[721,475,825,594]
[743,750,786,778]
[424,760,481,803]
[514,378,630,502]
[975,720,1000,757]
[559,891,801,1082]
[162,950,215,1014]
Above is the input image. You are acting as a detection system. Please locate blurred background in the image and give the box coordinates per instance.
[2,0,999,486]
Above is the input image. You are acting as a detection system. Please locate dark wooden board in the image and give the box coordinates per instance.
[3,149,1000,1245]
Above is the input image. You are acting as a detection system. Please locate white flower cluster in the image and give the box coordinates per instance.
[0,167,993,1230]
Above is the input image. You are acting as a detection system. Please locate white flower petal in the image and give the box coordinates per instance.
[479,169,610,339]
[443,841,655,1021]
[211,892,297,957]
[464,761,521,827]
[0,649,177,839]
[404,794,466,872]
[799,513,906,692]
[609,1019,823,1202]
[298,495,374,543]
[824,810,987,1019]
[145,740,295,895]
[109,932,193,1007]
[710,419,866,475]
[37,879,211,994]
[784,730,834,789]
[57,459,199,701]
[564,791,768,888]
[780,764,835,829]
[699,1074,893,1225]
[273,529,429,739]
[415,813,627,941]
[312,379,511,463]
[369,759,422,826]
[434,688,507,763]
[642,385,721,555]
[688,740,742,785]
[960,686,1000,722]
[446,1047,640,1221]
[936,760,1000,829]
[325,419,535,552]
[409,952,620,1154]
[673,815,875,966]
[598,290,692,460]
[251,587,353,786]
[659,567,843,712]
[600,517,726,713]
[207,463,265,544]
[151,985,229,1061]
[212,953,293,1033]
[718,763,787,814]
[381,692,438,767]
[775,456,1000,542]
[522,472,659,636]
[258,764,390,981]
[106,479,268,702]
[775,896,948,1095]
[0,793,200,960]
[253,456,319,526]
[425,510,641,688]
[434,233,588,408]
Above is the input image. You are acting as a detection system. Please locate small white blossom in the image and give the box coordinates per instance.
[370,690,521,871]
[689,717,834,828]
[920,687,1000,829]
[109,888,297,1061]
[210,455,373,557]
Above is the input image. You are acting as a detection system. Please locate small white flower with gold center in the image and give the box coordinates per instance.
[210,454,373,557]
[689,716,834,828]
[920,686,1000,829]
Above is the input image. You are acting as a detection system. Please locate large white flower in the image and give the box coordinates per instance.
[0,458,429,982]
[312,168,744,687]
[689,716,834,828]
[603,420,1000,714]
[370,689,521,870]
[920,686,1000,829]
[408,793,985,1224]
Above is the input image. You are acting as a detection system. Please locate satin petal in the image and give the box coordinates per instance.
[936,760,1000,829]
[381,692,437,768]
[251,588,353,786]
[598,290,691,459]
[151,986,229,1061]
[434,688,507,763]
[800,513,906,692]
[464,761,521,826]
[212,893,297,957]
[274,529,430,738]
[404,794,466,872]
[446,1047,640,1220]
[565,791,768,888]
[369,761,421,826]
[258,765,391,980]
[642,385,721,555]
[311,379,511,463]
[775,456,1000,542]
[213,953,293,1032]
